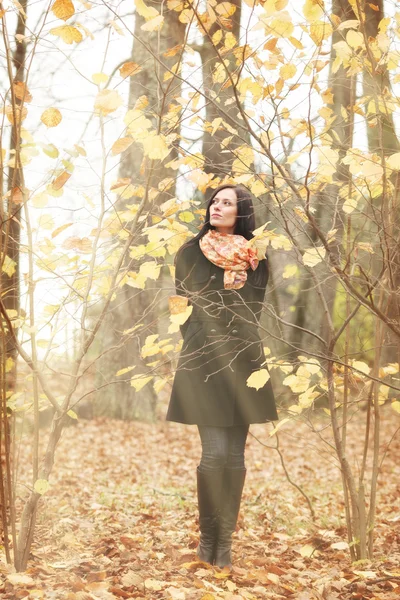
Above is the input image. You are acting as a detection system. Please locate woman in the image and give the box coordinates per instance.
[166,183,278,568]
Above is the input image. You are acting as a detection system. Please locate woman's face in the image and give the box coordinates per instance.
[209,188,238,234]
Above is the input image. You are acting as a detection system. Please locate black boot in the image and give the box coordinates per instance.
[214,468,246,568]
[196,467,222,564]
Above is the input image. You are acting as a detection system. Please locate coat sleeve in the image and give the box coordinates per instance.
[175,246,193,338]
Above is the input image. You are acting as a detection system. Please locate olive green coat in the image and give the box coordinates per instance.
[166,241,278,426]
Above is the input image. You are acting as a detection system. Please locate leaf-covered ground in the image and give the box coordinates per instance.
[1,405,400,599]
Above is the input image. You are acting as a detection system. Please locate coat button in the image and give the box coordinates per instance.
[231,329,238,334]
[210,328,216,333]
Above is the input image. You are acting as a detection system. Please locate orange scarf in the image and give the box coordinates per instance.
[199,230,259,290]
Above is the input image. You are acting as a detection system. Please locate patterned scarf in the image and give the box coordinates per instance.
[199,230,259,290]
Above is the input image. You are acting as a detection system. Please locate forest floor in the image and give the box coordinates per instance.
[1,404,400,600]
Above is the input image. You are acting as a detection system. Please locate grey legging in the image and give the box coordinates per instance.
[197,425,249,472]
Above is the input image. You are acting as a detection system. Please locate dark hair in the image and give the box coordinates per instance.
[176,184,268,287]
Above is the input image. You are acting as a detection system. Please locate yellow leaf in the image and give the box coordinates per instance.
[386,152,400,170]
[289,36,303,49]
[2,256,17,277]
[392,401,400,414]
[346,29,364,48]
[125,272,146,289]
[310,21,332,44]
[116,366,136,376]
[170,305,193,325]
[298,386,319,408]
[352,360,371,375]
[215,1,236,16]
[214,570,231,579]
[13,81,32,103]
[92,72,108,85]
[34,479,50,495]
[178,211,194,223]
[5,105,27,125]
[299,357,321,375]
[140,14,164,31]
[120,62,142,78]
[282,373,310,393]
[224,31,236,49]
[63,236,93,252]
[67,409,78,419]
[52,0,75,20]
[94,89,123,115]
[10,186,27,205]
[50,25,83,44]
[135,0,159,19]
[338,19,360,30]
[269,418,290,436]
[41,107,62,127]
[52,171,71,191]
[139,261,160,281]
[142,134,170,160]
[343,197,358,213]
[280,63,296,80]
[168,0,185,10]
[131,375,153,391]
[282,264,298,279]
[246,369,270,390]
[303,247,326,267]
[303,0,324,21]
[212,29,223,45]
[154,379,168,393]
[135,95,149,111]
[267,14,294,38]
[5,357,15,373]
[41,143,59,158]
[51,222,73,238]
[37,214,55,230]
[111,137,133,156]
[124,110,152,138]
[75,144,86,156]
[300,544,318,557]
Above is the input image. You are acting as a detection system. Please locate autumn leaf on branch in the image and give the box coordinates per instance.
[41,107,62,127]
[119,62,142,78]
[111,137,134,156]
[51,0,75,21]
[13,81,32,103]
[50,25,82,44]
[94,89,123,115]
[51,171,71,191]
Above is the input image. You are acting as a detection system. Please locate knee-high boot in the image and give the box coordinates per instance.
[196,467,222,564]
[214,468,246,568]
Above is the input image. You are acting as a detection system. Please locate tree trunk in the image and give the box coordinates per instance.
[93,6,186,420]
[0,0,28,567]
[363,0,400,366]
[290,0,356,352]
[197,0,249,179]
[1,0,28,395]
